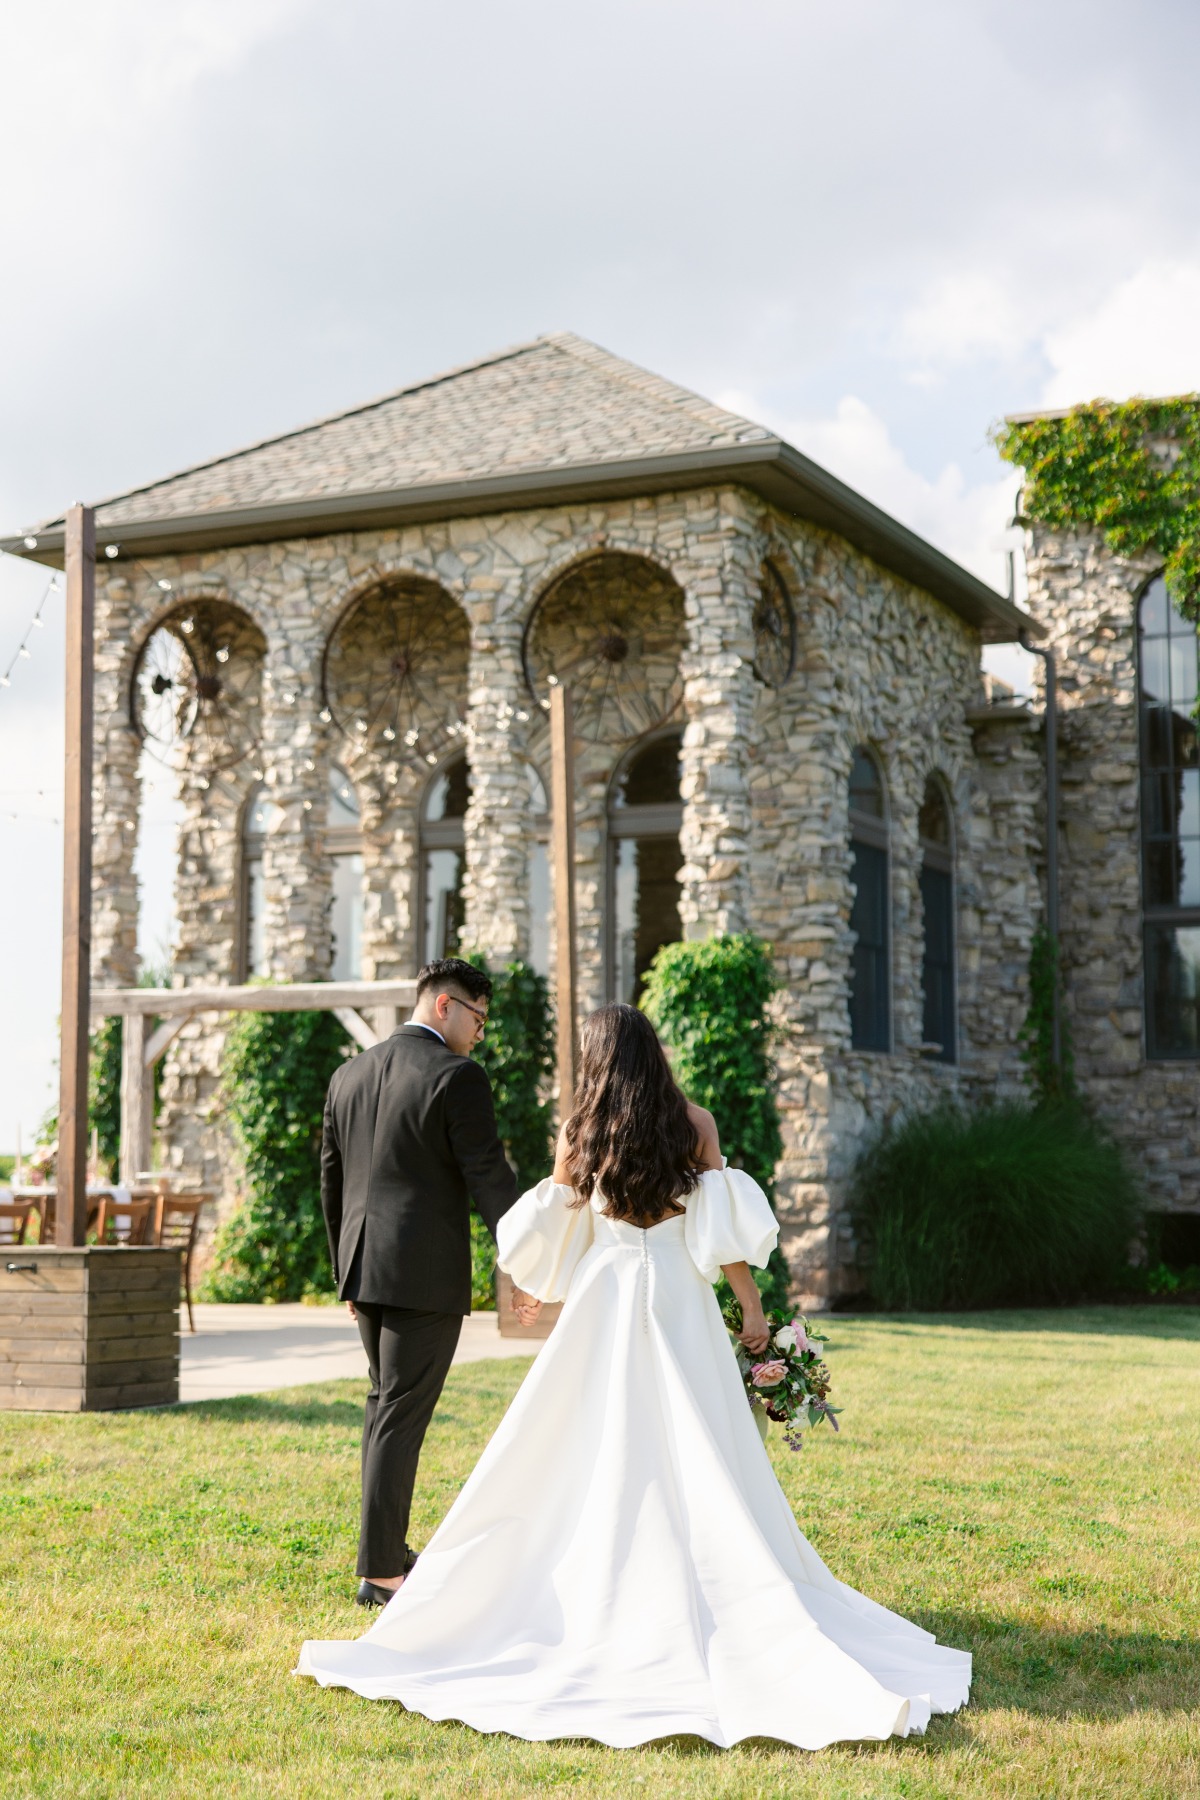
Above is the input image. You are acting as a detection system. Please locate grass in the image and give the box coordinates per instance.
[2,1310,1199,1799]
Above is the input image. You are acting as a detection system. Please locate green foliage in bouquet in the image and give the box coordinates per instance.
[463,955,555,1307]
[201,1006,352,1303]
[641,934,790,1309]
[721,1297,840,1451]
[850,1099,1140,1311]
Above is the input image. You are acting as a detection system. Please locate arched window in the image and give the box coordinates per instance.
[328,765,364,981]
[848,748,890,1051]
[240,785,280,980]
[1140,575,1200,1058]
[919,777,956,1064]
[607,731,683,1002]
[421,752,470,964]
[525,763,551,979]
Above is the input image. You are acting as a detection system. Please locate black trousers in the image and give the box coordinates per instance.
[353,1303,462,1578]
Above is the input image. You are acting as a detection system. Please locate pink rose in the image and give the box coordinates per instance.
[751,1360,787,1388]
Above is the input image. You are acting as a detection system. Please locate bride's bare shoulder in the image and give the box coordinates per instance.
[686,1102,722,1171]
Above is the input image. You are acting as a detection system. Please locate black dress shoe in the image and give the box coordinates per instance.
[355,1579,398,1608]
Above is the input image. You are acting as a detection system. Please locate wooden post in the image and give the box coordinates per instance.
[549,684,578,1118]
[119,1012,153,1187]
[57,504,95,1246]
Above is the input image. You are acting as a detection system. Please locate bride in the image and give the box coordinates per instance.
[297,1003,971,1749]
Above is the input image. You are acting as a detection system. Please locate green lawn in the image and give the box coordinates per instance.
[3,1309,1199,1799]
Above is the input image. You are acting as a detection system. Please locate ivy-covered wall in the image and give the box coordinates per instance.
[997,397,1200,1216]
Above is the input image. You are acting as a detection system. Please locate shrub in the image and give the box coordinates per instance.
[850,1099,1140,1310]
[465,956,556,1307]
[641,934,790,1310]
[201,1008,352,1303]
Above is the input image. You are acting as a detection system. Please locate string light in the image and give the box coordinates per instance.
[105,544,120,559]
[0,572,62,700]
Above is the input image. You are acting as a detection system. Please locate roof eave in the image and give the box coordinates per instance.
[1,442,1038,642]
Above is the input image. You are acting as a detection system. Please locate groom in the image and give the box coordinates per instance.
[320,957,521,1606]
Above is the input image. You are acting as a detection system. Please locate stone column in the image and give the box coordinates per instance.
[461,582,531,967]
[91,571,141,989]
[260,644,331,981]
[676,498,758,938]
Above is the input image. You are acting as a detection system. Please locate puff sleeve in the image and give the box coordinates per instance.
[496,1179,595,1304]
[684,1163,779,1284]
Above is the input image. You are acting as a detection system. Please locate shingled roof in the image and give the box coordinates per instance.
[3,332,1035,641]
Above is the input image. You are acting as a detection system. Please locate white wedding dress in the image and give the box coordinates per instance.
[296,1165,971,1749]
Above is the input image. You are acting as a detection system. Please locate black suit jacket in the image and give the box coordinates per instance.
[320,1024,518,1314]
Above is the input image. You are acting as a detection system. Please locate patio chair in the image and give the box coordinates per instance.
[152,1192,212,1332]
[91,1195,154,1246]
[0,1200,36,1248]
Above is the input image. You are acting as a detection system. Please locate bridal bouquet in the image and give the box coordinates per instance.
[721,1300,841,1452]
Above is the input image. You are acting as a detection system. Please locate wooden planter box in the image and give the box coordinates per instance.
[495,1269,562,1341]
[0,1247,182,1411]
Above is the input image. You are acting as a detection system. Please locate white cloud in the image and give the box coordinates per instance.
[1041,259,1200,405]
[896,272,1026,375]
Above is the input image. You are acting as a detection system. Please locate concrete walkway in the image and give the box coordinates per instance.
[179,1303,540,1403]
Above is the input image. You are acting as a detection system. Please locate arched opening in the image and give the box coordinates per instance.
[919,776,956,1064]
[848,747,890,1051]
[525,762,552,979]
[328,765,364,981]
[421,752,470,965]
[239,784,280,980]
[1139,574,1200,1058]
[607,730,683,1002]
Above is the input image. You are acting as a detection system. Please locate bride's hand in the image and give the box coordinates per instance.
[738,1308,770,1356]
[512,1287,542,1326]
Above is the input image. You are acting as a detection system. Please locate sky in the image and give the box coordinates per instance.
[1,0,1198,1149]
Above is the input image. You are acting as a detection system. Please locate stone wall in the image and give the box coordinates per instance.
[88,483,1042,1294]
[1023,521,1200,1217]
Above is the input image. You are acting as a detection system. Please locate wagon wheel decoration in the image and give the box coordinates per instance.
[131,601,265,772]
[522,553,685,747]
[752,563,797,688]
[321,579,469,766]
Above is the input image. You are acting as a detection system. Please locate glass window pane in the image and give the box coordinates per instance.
[245,854,267,978]
[1180,839,1200,910]
[849,749,885,819]
[1170,639,1199,709]
[330,851,364,980]
[612,834,682,1002]
[528,840,550,978]
[1142,702,1174,769]
[424,755,471,823]
[849,838,889,1050]
[1146,923,1200,1059]
[612,734,682,808]
[1141,637,1171,702]
[525,763,549,815]
[1141,576,1170,636]
[919,779,951,848]
[1144,840,1179,907]
[328,765,360,826]
[423,848,465,962]
[1180,769,1200,839]
[920,862,955,1063]
[1142,772,1177,838]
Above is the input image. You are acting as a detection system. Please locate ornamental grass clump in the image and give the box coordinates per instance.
[850,1100,1140,1311]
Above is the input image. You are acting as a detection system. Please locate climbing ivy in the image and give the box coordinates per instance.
[993,396,1200,619]
[1017,925,1076,1110]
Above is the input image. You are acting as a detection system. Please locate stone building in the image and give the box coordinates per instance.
[11,336,1194,1298]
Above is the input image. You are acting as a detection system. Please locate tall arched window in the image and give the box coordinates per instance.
[1140,575,1200,1058]
[240,785,280,980]
[421,752,470,965]
[525,763,552,979]
[919,777,956,1064]
[607,731,683,1002]
[328,765,364,981]
[848,748,890,1051]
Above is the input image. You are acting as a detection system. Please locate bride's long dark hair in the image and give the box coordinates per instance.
[564,1004,703,1224]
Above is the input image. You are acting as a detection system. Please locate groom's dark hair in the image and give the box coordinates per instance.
[416,957,494,1005]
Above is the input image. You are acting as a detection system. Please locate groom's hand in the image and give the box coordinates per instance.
[511,1287,542,1326]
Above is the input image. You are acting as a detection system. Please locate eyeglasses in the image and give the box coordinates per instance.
[449,995,489,1032]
